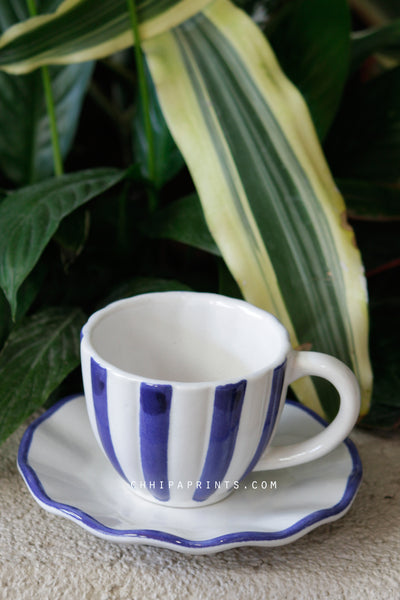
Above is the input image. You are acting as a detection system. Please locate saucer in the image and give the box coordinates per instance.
[18,395,362,555]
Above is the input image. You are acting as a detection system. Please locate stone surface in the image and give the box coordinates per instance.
[0,418,399,599]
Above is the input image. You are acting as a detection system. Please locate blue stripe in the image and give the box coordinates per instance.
[90,358,128,482]
[193,380,246,503]
[139,383,172,502]
[240,360,287,479]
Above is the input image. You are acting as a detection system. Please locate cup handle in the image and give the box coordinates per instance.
[253,351,361,471]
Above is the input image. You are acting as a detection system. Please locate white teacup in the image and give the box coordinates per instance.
[80,292,360,508]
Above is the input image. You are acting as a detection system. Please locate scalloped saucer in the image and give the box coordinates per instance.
[17,395,362,555]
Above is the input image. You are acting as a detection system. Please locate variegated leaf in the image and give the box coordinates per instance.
[144,0,372,417]
[0,0,212,74]
[0,0,373,418]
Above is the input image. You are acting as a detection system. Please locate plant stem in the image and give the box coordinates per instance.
[26,0,63,177]
[41,67,63,176]
[126,0,157,212]
[366,258,400,278]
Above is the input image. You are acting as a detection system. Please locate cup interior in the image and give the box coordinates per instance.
[85,293,289,383]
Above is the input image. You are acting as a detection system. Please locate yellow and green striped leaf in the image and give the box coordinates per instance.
[143,0,372,417]
[0,0,372,417]
[0,0,212,74]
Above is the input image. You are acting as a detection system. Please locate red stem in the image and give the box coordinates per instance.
[366,258,400,278]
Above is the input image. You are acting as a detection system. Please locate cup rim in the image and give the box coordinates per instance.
[80,291,290,387]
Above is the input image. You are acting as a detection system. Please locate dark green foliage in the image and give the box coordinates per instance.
[0,0,399,441]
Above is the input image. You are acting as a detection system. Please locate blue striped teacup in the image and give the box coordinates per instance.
[80,292,360,508]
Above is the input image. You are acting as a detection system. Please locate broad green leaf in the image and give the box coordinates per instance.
[0,1,94,184]
[267,0,351,140]
[0,0,213,74]
[337,179,400,220]
[328,66,400,185]
[145,194,220,255]
[0,62,94,184]
[133,62,184,188]
[0,306,85,444]
[0,0,93,185]
[351,20,400,72]
[144,0,372,417]
[0,168,124,317]
[99,276,193,307]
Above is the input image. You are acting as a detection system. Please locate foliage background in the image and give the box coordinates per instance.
[0,0,399,443]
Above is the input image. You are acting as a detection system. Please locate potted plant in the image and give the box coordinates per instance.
[0,0,398,443]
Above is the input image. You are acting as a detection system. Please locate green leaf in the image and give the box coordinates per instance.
[0,168,125,317]
[0,1,94,184]
[0,0,60,32]
[267,0,351,139]
[351,20,400,72]
[0,306,85,444]
[145,194,220,255]
[337,179,400,220]
[328,66,400,184]
[0,0,212,74]
[0,264,47,350]
[0,62,94,185]
[133,62,184,189]
[15,262,48,320]
[100,276,193,307]
[144,1,372,418]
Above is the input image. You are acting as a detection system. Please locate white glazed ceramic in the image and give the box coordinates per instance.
[80,292,361,508]
[17,395,362,555]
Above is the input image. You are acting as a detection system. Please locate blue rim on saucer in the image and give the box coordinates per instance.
[17,395,362,554]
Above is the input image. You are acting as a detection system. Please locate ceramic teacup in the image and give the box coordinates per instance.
[80,291,360,508]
